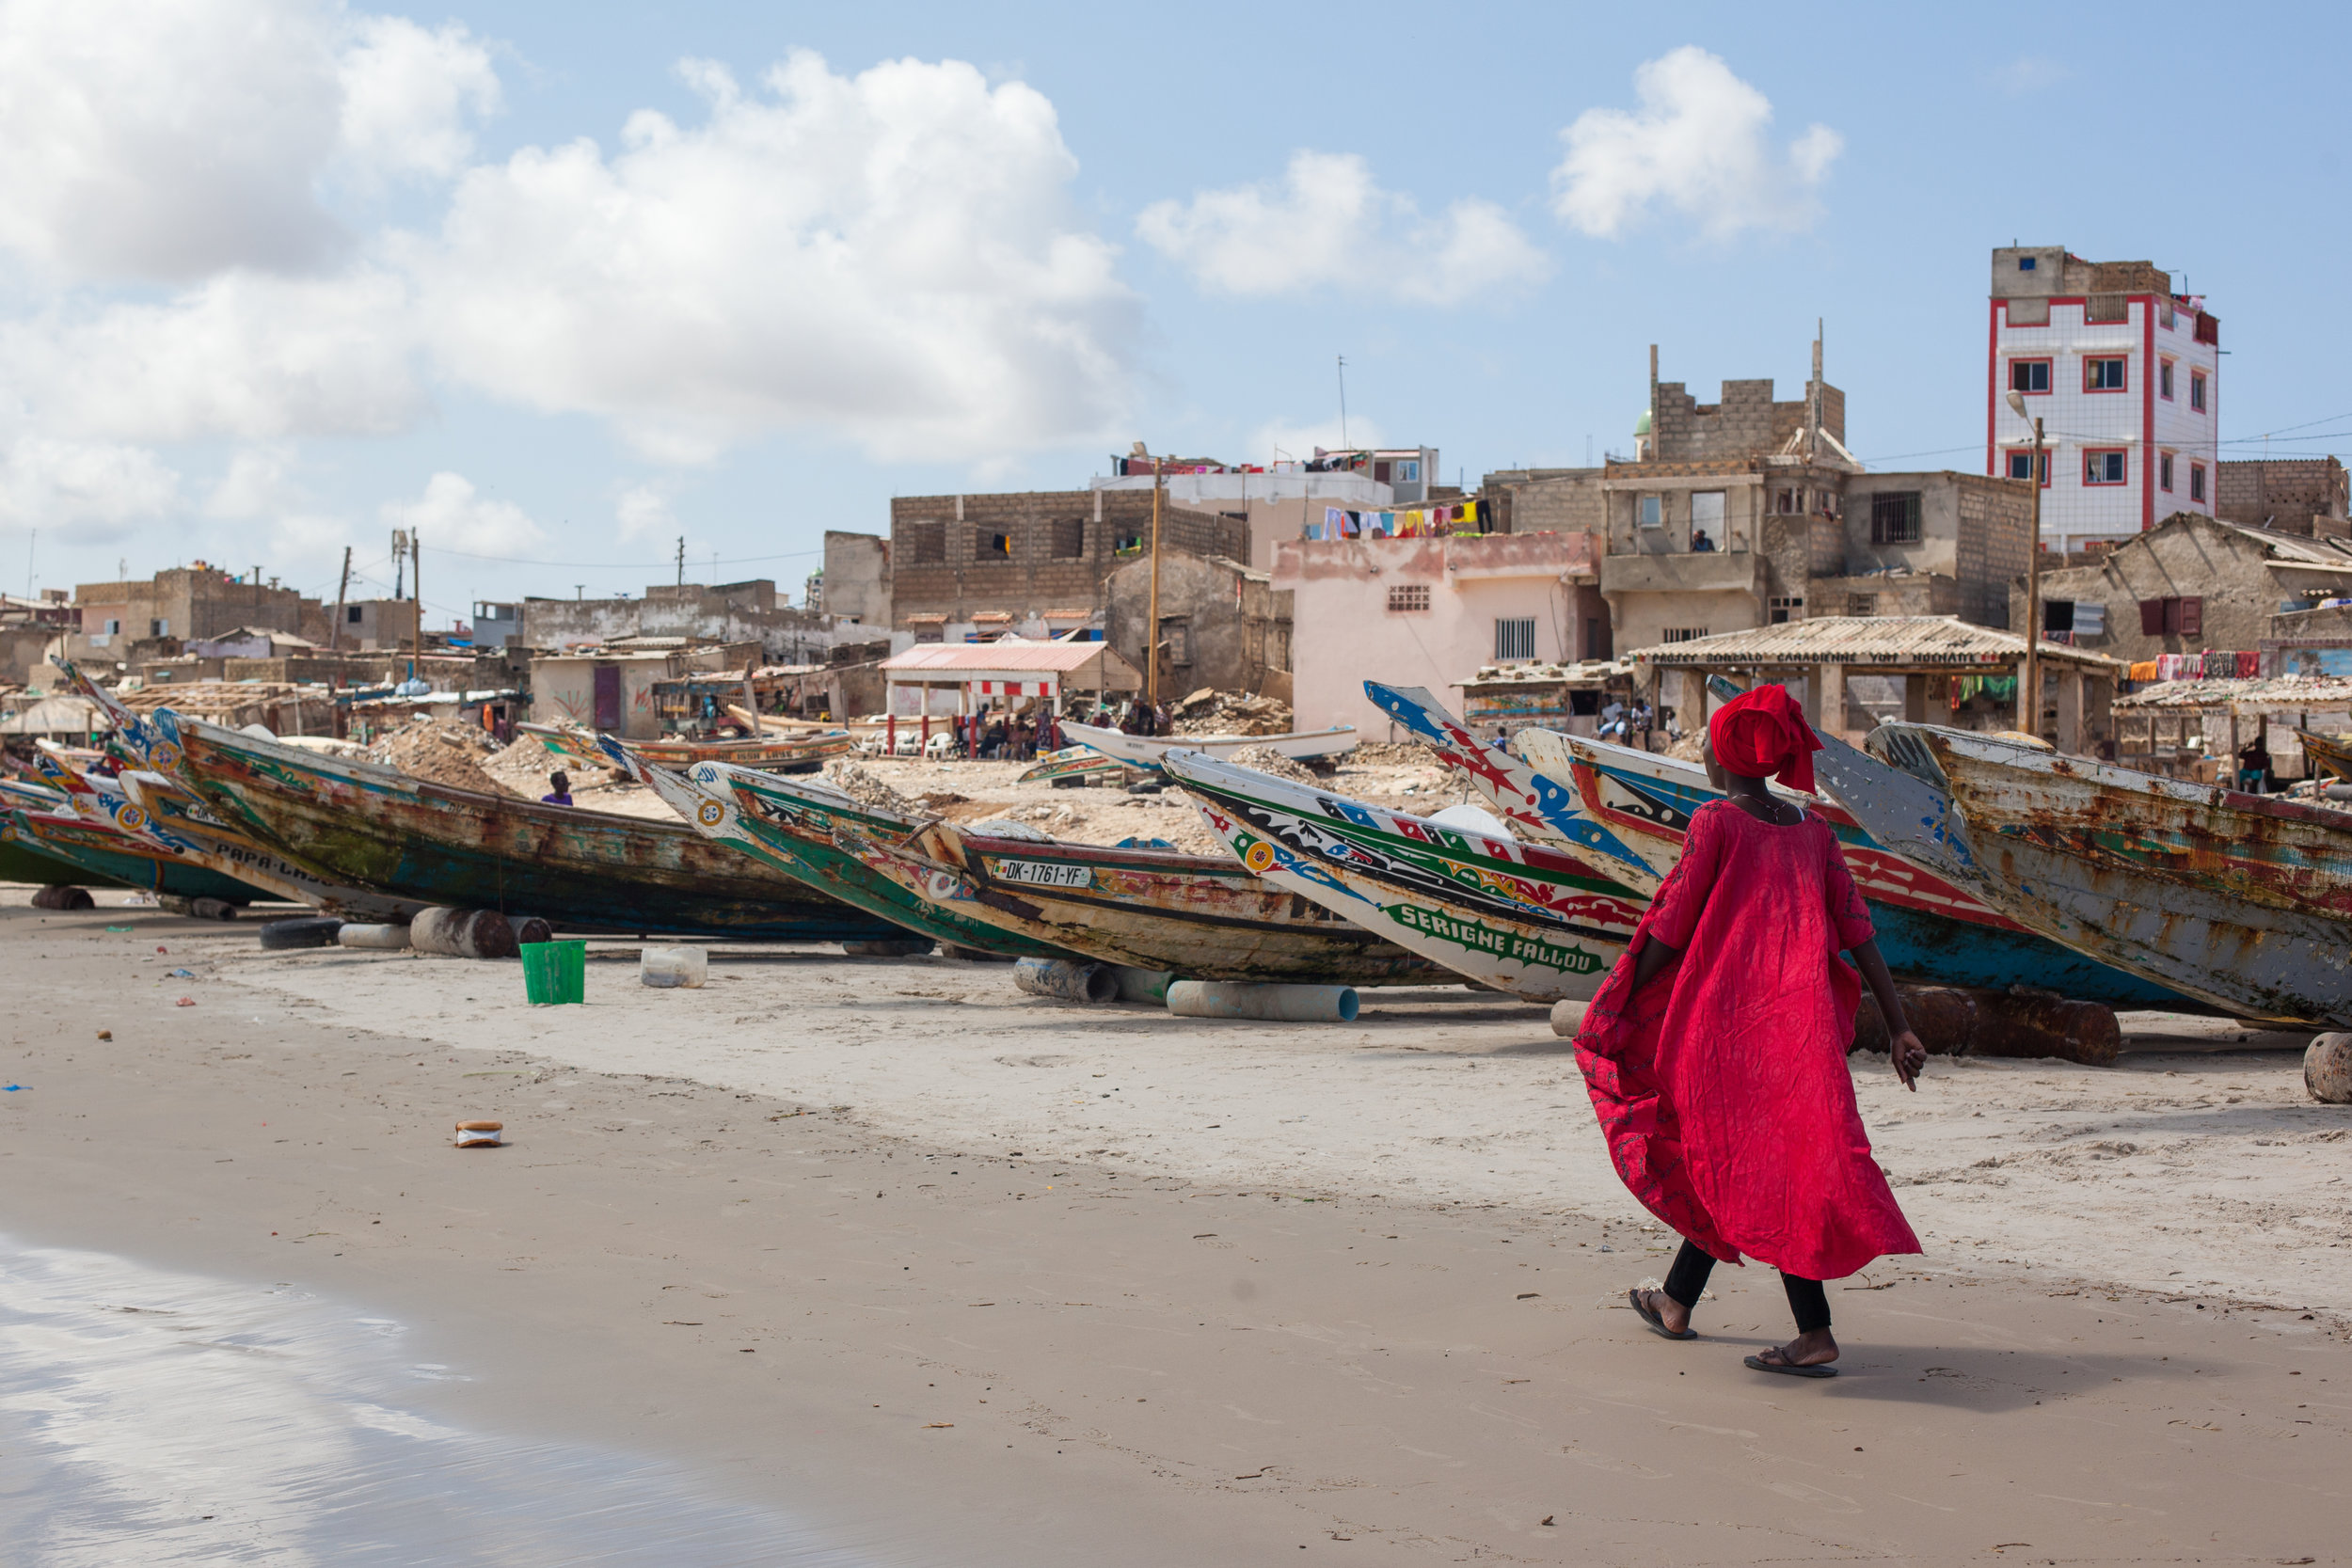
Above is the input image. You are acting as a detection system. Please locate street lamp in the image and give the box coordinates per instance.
[2005,388,2045,740]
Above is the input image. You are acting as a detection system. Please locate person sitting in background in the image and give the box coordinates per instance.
[2238,734,2272,793]
[542,770,573,806]
[1691,527,1716,552]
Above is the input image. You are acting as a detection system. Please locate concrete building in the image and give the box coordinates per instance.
[529,643,757,738]
[520,579,846,664]
[1104,546,1293,703]
[2015,514,2352,666]
[818,531,893,626]
[2216,457,2349,537]
[887,488,1247,643]
[1274,531,1604,735]
[69,567,311,664]
[1987,246,2222,553]
[1089,465,1395,573]
[1488,344,2031,652]
[325,598,421,652]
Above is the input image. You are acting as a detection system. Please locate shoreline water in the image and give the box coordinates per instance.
[4,895,2346,1564]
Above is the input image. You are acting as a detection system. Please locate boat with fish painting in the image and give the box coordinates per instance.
[833,816,1446,985]
[1158,751,1641,1003]
[2,803,269,904]
[1369,679,2199,1009]
[1843,721,2352,1026]
[585,734,1079,959]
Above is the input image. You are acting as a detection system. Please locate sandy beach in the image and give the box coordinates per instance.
[4,890,2346,1564]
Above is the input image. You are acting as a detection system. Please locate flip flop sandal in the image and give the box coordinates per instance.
[1744,1352,1837,1378]
[1629,1289,1695,1340]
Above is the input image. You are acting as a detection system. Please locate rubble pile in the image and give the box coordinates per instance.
[363,718,518,797]
[822,758,923,817]
[1345,740,1438,767]
[1169,689,1294,736]
[1225,745,1318,784]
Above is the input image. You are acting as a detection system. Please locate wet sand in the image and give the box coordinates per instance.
[3,895,2347,1564]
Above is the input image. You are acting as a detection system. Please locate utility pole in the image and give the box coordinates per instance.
[1147,448,1165,714]
[410,532,421,650]
[675,535,686,587]
[2021,414,2044,739]
[1336,356,1349,450]
[391,529,406,598]
[328,546,351,651]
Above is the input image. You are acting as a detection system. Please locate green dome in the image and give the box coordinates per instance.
[1633,410,1653,436]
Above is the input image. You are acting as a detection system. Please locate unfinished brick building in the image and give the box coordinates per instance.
[887,489,1248,641]
[2216,457,2349,538]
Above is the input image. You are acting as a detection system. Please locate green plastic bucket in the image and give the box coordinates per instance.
[519,939,587,1005]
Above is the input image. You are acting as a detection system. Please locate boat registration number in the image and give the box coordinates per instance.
[988,857,1094,890]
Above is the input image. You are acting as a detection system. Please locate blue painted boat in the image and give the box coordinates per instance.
[1368,680,2201,1009]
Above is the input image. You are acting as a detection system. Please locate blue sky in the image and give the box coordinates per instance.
[3,1,2344,627]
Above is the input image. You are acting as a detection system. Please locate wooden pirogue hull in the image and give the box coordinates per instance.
[582,736,1076,958]
[1160,751,1641,1003]
[1060,720,1357,769]
[0,836,117,886]
[2296,727,2352,784]
[116,770,428,920]
[1860,722,2352,1026]
[152,710,901,941]
[4,807,270,901]
[1013,746,1123,785]
[841,819,1448,985]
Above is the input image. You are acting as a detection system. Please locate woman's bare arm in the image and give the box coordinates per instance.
[1629,935,1680,993]
[1850,937,1927,1090]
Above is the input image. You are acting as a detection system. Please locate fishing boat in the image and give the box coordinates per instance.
[1847,721,2352,1026]
[1158,751,1641,1003]
[519,721,855,773]
[3,805,271,904]
[2296,727,2352,783]
[1371,680,2199,1009]
[587,735,1080,959]
[834,817,1448,985]
[0,830,118,887]
[1013,745,1125,786]
[147,708,902,942]
[1059,719,1356,771]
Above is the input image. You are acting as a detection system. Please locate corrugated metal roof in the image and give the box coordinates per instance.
[880,640,1141,679]
[1628,615,2124,670]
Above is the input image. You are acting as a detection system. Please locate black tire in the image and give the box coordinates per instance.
[1124,779,1165,796]
[31,885,94,911]
[260,916,343,951]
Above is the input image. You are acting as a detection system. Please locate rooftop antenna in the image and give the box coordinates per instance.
[675,535,685,587]
[1337,355,1349,449]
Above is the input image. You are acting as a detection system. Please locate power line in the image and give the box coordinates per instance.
[425,543,824,569]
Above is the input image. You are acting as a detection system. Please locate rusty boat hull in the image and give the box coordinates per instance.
[841,818,1448,985]
[1857,722,2352,1026]
[152,710,900,941]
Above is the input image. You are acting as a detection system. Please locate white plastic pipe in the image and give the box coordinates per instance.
[641,945,708,989]
[337,922,410,950]
[1165,980,1358,1023]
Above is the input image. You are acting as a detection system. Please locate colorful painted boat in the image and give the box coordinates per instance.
[836,817,1448,985]
[585,734,1078,959]
[1372,680,2198,1009]
[1013,745,1125,786]
[2296,727,2352,783]
[1159,751,1641,1003]
[1059,719,1356,770]
[1847,722,2352,1026]
[148,709,901,941]
[3,806,270,903]
[0,835,117,886]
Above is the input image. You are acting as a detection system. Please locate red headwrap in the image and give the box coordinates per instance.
[1707,683,1820,794]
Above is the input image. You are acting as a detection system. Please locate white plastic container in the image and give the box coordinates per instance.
[640,945,708,989]
[337,923,411,950]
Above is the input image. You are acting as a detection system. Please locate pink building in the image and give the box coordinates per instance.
[1274,531,1606,735]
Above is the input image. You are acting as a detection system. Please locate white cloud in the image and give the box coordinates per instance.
[3,266,425,443]
[1549,47,1842,240]
[382,471,544,556]
[403,50,1136,464]
[0,0,501,284]
[614,483,677,545]
[0,436,180,536]
[1995,55,2069,96]
[1136,151,1548,305]
[337,15,501,181]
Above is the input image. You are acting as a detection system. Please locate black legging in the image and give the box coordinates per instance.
[1662,1240,1832,1336]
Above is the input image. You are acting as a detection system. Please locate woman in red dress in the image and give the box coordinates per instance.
[1575,684,1928,1377]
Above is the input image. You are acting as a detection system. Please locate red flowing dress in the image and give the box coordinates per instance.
[1574,798,1920,1281]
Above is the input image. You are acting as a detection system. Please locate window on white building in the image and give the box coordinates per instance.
[2160,452,2175,492]
[2010,358,2051,394]
[2159,359,2175,400]
[1398,460,1421,483]
[2190,464,2207,502]
[1494,617,1536,661]
[2085,356,2128,392]
[2084,451,2128,485]
[2190,370,2207,412]
[2008,451,2050,485]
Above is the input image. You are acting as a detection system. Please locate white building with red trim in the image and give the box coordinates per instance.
[1986,246,2221,556]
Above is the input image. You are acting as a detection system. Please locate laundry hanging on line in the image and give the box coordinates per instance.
[1306,499,1485,540]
